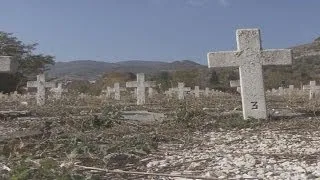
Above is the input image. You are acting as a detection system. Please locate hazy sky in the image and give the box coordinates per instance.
[1,0,319,64]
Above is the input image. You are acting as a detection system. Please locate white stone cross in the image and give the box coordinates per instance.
[284,85,295,95]
[126,73,156,105]
[105,82,125,100]
[207,28,292,119]
[303,81,320,100]
[204,87,211,97]
[177,82,191,100]
[27,74,56,105]
[230,80,241,93]
[148,87,154,98]
[278,87,284,96]
[165,88,176,98]
[0,56,17,73]
[50,83,67,99]
[194,86,200,98]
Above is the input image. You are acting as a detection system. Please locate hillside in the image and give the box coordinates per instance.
[47,38,320,88]
[48,60,205,81]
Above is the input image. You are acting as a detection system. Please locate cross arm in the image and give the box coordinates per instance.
[184,87,191,91]
[261,49,292,65]
[303,85,310,90]
[126,81,137,88]
[27,81,37,88]
[45,82,56,88]
[207,51,241,68]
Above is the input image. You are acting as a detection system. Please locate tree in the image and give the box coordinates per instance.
[0,31,55,92]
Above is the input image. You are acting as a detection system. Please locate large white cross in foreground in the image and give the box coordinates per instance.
[207,29,292,119]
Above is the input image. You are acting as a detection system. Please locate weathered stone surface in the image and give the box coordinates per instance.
[103,82,124,100]
[0,56,17,73]
[194,86,200,98]
[207,28,292,119]
[177,82,191,100]
[303,81,320,100]
[27,74,56,105]
[126,73,156,105]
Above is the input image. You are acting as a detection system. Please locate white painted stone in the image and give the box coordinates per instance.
[207,28,292,119]
[27,74,56,105]
[126,73,156,105]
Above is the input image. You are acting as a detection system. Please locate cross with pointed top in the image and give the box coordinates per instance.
[207,28,292,119]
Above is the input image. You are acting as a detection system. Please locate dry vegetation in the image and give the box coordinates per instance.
[1,91,320,179]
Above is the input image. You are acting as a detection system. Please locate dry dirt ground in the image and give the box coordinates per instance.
[1,92,320,179]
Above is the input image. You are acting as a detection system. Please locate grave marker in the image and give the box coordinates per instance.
[230,80,241,93]
[50,83,67,99]
[204,87,211,97]
[126,73,156,105]
[105,82,124,100]
[27,74,56,105]
[278,87,284,96]
[207,28,292,119]
[194,86,200,98]
[177,82,191,100]
[303,81,320,100]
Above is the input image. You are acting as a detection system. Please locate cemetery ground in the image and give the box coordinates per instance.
[2,92,320,179]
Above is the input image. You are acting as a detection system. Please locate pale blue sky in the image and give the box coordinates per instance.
[1,0,319,64]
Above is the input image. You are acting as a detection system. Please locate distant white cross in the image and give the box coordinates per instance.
[207,28,292,119]
[104,82,125,100]
[194,86,200,98]
[230,80,241,93]
[27,74,56,105]
[50,83,67,99]
[126,73,156,105]
[303,81,320,100]
[177,82,191,100]
[204,87,211,97]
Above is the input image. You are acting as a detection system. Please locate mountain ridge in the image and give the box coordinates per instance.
[48,39,320,81]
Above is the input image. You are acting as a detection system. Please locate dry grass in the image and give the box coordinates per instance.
[1,91,320,179]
